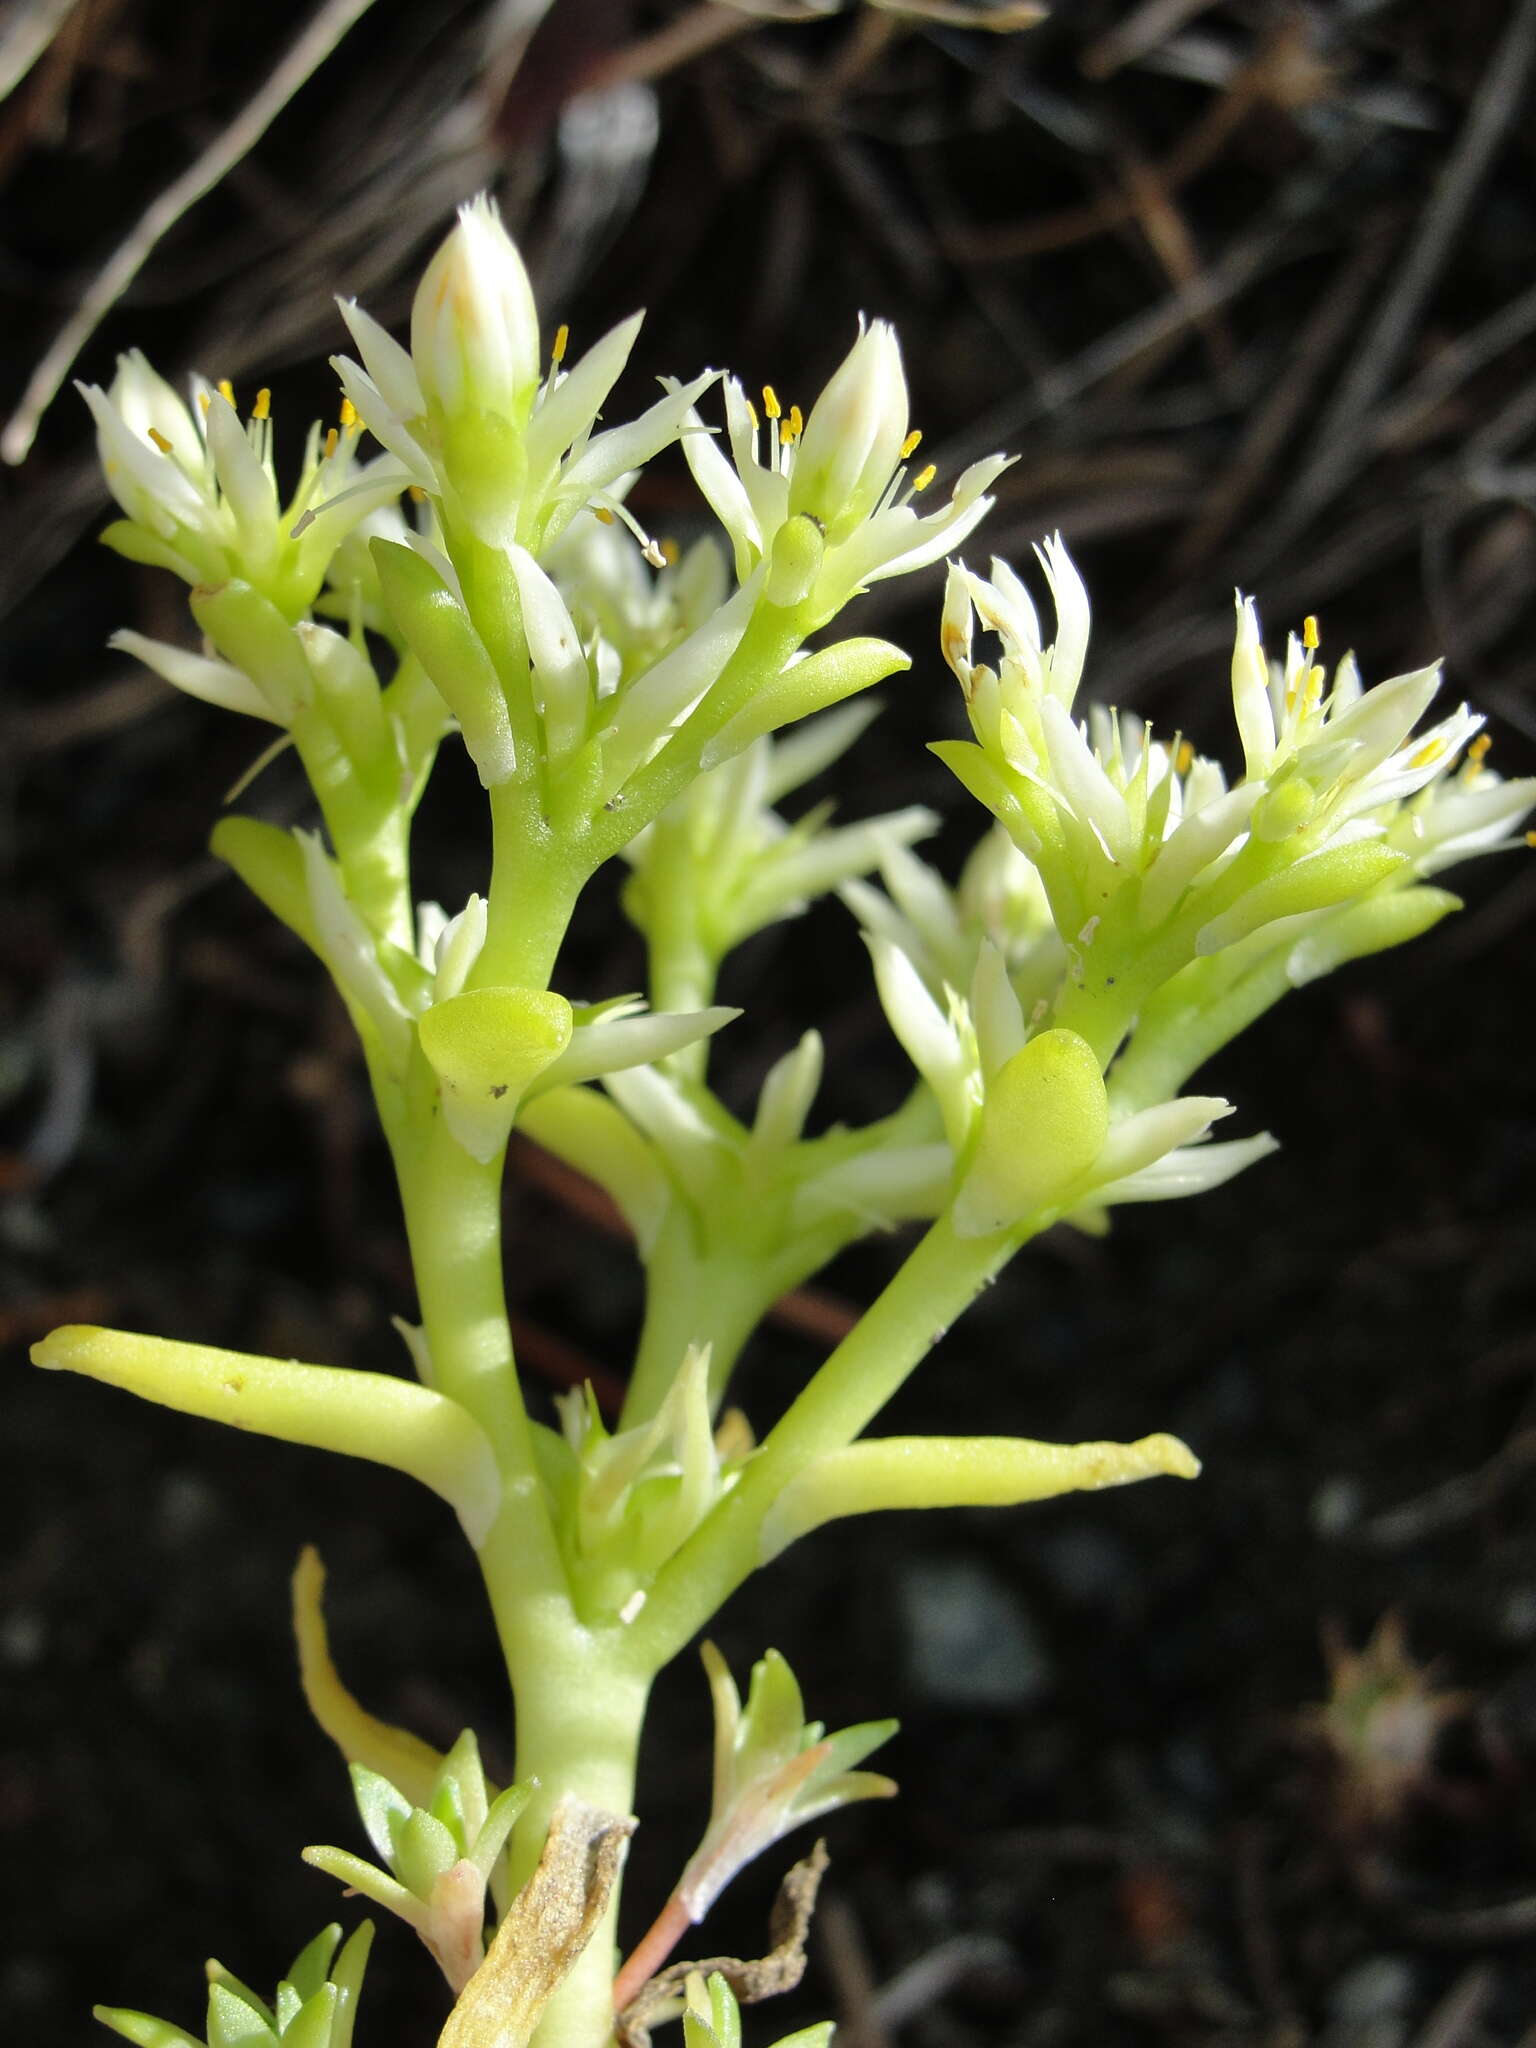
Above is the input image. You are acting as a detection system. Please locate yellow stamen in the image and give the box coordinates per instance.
[552,323,569,366]
[779,417,796,447]
[198,392,211,415]
[900,428,922,460]
[1526,830,1536,850]
[338,397,357,429]
[659,537,680,566]
[912,463,937,493]
[217,378,235,406]
[788,403,803,440]
[407,484,427,503]
[324,427,339,460]
[147,427,174,454]
[746,399,760,434]
[594,506,615,525]
[1175,740,1194,776]
[762,384,781,422]
[1306,664,1325,702]
[1469,733,1492,763]
[252,388,271,421]
[1410,738,1445,770]
[1303,614,1320,650]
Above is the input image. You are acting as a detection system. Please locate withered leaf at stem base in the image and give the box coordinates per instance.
[439,1795,636,2048]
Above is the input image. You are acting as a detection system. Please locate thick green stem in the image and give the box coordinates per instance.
[630,1211,1022,1669]
[506,1637,652,2048]
[394,1111,570,1631]
[479,786,588,989]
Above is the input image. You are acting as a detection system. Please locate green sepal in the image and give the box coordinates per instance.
[953,1027,1108,1238]
[191,581,311,722]
[371,540,516,786]
[764,514,824,608]
[210,818,318,952]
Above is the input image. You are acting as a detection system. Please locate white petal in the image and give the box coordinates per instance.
[1094,1097,1232,1184]
[109,630,281,724]
[337,299,425,421]
[535,1005,739,1094]
[751,1031,824,1153]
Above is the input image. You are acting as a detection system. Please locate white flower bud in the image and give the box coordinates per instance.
[411,196,540,424]
[789,320,909,542]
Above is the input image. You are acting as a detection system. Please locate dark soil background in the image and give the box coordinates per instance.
[6,3,1536,2044]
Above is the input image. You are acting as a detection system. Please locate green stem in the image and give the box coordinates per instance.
[293,716,414,950]
[478,785,588,989]
[621,1207,774,1429]
[507,1635,652,2048]
[630,1210,1021,1669]
[589,601,810,864]
[394,1108,570,1630]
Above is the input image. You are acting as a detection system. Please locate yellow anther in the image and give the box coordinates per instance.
[1303,613,1320,650]
[407,484,427,503]
[779,417,796,447]
[552,323,569,366]
[197,391,211,415]
[1306,664,1325,701]
[762,384,782,421]
[338,396,357,429]
[912,463,937,493]
[1469,733,1492,763]
[147,427,174,454]
[252,388,271,421]
[1526,830,1536,850]
[900,428,923,460]
[659,537,680,566]
[746,399,760,434]
[217,378,235,406]
[1175,739,1194,775]
[324,427,339,460]
[788,403,803,440]
[1410,737,1445,770]
[594,506,615,525]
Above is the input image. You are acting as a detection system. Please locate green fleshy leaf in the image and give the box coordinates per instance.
[279,1928,341,2009]
[276,1985,337,2048]
[350,1763,413,1867]
[94,2009,205,2048]
[205,1983,278,2048]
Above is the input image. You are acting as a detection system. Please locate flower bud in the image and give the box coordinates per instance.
[788,320,908,543]
[411,196,540,426]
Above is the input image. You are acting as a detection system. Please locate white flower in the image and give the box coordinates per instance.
[81,352,405,617]
[332,198,718,554]
[677,324,1010,617]
[411,195,541,425]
